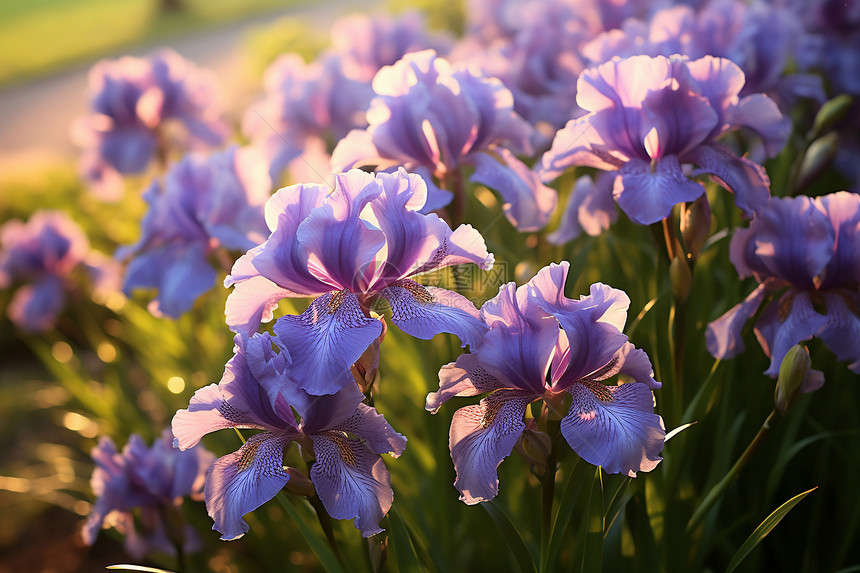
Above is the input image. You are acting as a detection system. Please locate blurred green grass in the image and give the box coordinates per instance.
[0,0,309,86]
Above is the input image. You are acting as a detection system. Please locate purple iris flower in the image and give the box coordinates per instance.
[225,168,494,395]
[119,146,271,318]
[707,192,860,389]
[793,0,860,96]
[73,49,229,200]
[242,52,373,181]
[83,429,213,558]
[539,54,788,226]
[172,332,407,539]
[0,211,117,332]
[427,261,664,504]
[581,1,826,108]
[331,50,557,231]
[546,172,618,243]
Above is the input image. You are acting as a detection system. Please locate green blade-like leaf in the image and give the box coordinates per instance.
[725,487,817,573]
[388,505,424,573]
[106,566,176,573]
[483,501,538,573]
[542,459,586,573]
[579,467,605,573]
[276,493,346,573]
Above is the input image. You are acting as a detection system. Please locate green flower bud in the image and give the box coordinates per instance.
[775,344,811,414]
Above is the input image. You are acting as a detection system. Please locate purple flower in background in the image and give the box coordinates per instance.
[0,211,117,332]
[242,53,373,181]
[582,0,825,108]
[83,429,213,558]
[73,49,229,200]
[172,333,406,539]
[427,261,664,504]
[119,146,270,318]
[794,0,860,96]
[540,54,788,226]
[331,50,557,231]
[707,192,860,389]
[547,171,618,243]
[225,168,494,395]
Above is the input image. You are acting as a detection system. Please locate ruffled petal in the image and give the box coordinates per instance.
[310,433,394,537]
[547,173,617,244]
[562,382,664,476]
[614,156,705,226]
[426,353,506,413]
[225,275,305,334]
[467,149,557,232]
[204,432,291,540]
[273,291,384,395]
[449,393,531,504]
[686,142,770,218]
[379,280,487,348]
[706,282,769,360]
[538,113,625,183]
[330,129,385,171]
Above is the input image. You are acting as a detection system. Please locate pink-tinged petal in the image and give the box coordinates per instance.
[538,113,625,183]
[205,432,291,541]
[225,275,305,334]
[467,149,557,232]
[449,393,531,505]
[7,276,65,333]
[614,156,705,225]
[755,292,829,378]
[562,382,664,476]
[172,384,255,450]
[684,56,745,128]
[380,281,487,348]
[686,142,770,218]
[247,184,333,296]
[548,173,618,244]
[310,433,394,537]
[706,282,769,360]
[730,94,789,157]
[616,342,661,390]
[818,292,860,374]
[273,291,384,395]
[136,86,164,129]
[427,354,506,413]
[331,129,385,171]
[816,192,860,287]
[297,171,386,291]
[409,221,495,276]
[333,403,408,457]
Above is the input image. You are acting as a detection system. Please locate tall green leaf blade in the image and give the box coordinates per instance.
[483,501,538,573]
[276,493,346,573]
[388,505,424,573]
[725,487,817,573]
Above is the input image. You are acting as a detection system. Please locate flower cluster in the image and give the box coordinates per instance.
[119,146,270,317]
[83,429,213,558]
[0,211,118,332]
[428,261,664,503]
[707,192,860,388]
[72,49,229,200]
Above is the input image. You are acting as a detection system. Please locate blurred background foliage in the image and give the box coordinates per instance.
[1,0,859,572]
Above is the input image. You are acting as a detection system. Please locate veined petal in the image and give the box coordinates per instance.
[225,275,305,334]
[562,382,664,477]
[289,383,366,435]
[273,291,384,395]
[706,282,769,360]
[467,149,557,232]
[427,353,506,413]
[380,280,487,348]
[310,433,394,537]
[333,403,408,457]
[172,384,258,450]
[755,291,829,378]
[687,142,770,218]
[409,221,495,276]
[614,156,705,226]
[204,432,291,541]
[449,393,531,504]
[538,113,624,183]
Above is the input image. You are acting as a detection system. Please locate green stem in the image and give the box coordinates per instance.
[687,409,778,532]
[541,415,561,566]
[308,493,344,562]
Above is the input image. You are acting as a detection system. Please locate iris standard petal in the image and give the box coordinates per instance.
[562,382,664,477]
[379,280,487,348]
[204,432,291,541]
[449,393,531,504]
[273,291,384,395]
[310,433,394,537]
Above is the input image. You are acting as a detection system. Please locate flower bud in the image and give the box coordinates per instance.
[669,256,692,303]
[283,467,316,497]
[515,429,553,474]
[775,344,811,414]
[808,94,853,140]
[680,195,711,260]
[797,132,838,191]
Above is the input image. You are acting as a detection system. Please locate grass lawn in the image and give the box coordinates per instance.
[0,0,308,86]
